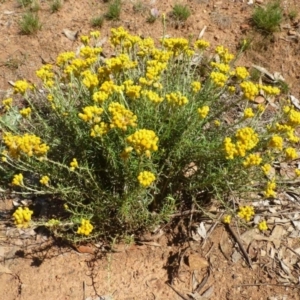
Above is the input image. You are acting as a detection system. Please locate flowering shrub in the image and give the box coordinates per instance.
[1,27,297,241]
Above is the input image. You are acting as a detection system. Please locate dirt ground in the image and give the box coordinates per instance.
[1,0,300,299]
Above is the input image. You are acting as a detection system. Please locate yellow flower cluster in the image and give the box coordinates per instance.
[78,106,103,124]
[228,86,236,93]
[235,67,249,80]
[142,90,163,104]
[105,54,137,73]
[258,220,268,231]
[240,81,259,100]
[295,169,300,177]
[224,127,259,159]
[70,158,78,171]
[166,92,188,106]
[81,70,99,89]
[194,39,210,50]
[40,175,50,186]
[268,135,283,150]
[210,62,230,74]
[198,106,209,119]
[260,85,280,96]
[223,215,231,224]
[191,81,201,93]
[161,38,189,56]
[126,129,158,156]
[243,107,255,118]
[264,180,276,198]
[124,81,142,99]
[77,219,93,235]
[137,171,156,187]
[286,108,300,127]
[110,26,137,47]
[243,153,262,167]
[210,71,228,87]
[261,163,271,175]
[20,107,32,118]
[2,98,13,111]
[144,60,168,84]
[12,173,23,186]
[13,207,33,228]
[14,80,33,95]
[238,206,255,222]
[36,64,55,87]
[90,122,109,138]
[137,38,155,57]
[285,147,298,160]
[3,133,49,159]
[56,51,76,67]
[108,102,137,131]
[215,45,235,63]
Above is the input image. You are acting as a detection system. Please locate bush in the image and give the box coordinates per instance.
[252,1,283,33]
[2,28,297,242]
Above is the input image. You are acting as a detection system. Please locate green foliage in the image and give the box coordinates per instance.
[1,28,293,242]
[17,0,33,7]
[19,12,41,35]
[288,9,297,21]
[91,15,104,27]
[105,0,121,20]
[252,1,283,33]
[50,0,62,13]
[172,4,191,22]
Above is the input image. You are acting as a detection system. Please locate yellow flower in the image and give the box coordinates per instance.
[214,120,221,127]
[223,215,231,224]
[243,153,262,167]
[285,147,298,160]
[228,86,236,93]
[235,67,249,80]
[261,163,271,176]
[14,80,33,95]
[2,98,13,111]
[20,107,32,118]
[194,39,210,50]
[127,129,158,155]
[258,220,268,231]
[223,137,238,160]
[243,107,255,119]
[12,173,24,186]
[90,122,110,137]
[80,35,90,45]
[191,81,201,93]
[90,30,100,38]
[240,81,259,101]
[78,106,103,124]
[198,106,209,119]
[210,71,228,87]
[12,207,33,228]
[40,175,50,186]
[137,171,156,187]
[238,206,255,222]
[166,92,188,106]
[142,90,163,104]
[3,133,49,159]
[268,135,283,150]
[295,169,300,177]
[108,102,137,131]
[70,158,78,171]
[264,180,276,198]
[77,219,93,235]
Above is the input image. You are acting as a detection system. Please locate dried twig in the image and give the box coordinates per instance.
[166,283,189,300]
[194,268,210,293]
[225,223,253,269]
